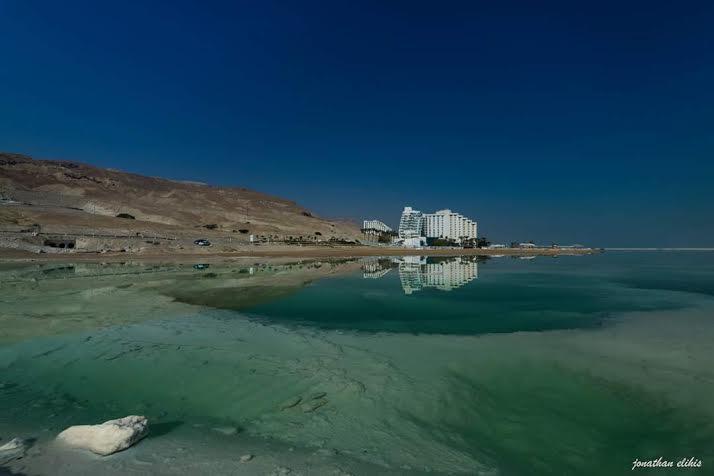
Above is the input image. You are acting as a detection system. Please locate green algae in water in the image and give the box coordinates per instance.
[406,365,714,476]
[1,252,714,474]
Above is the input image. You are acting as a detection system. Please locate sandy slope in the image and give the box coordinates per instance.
[0,152,360,242]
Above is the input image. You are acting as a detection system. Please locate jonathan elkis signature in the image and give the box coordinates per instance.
[631,457,702,471]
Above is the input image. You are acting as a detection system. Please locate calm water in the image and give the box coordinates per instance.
[1,253,713,475]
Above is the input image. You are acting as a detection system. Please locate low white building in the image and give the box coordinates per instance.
[362,219,392,232]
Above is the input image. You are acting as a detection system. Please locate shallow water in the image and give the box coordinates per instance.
[1,253,713,475]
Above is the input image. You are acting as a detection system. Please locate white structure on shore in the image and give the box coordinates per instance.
[398,207,424,238]
[391,205,479,247]
[397,207,426,247]
[423,209,477,242]
[362,220,392,232]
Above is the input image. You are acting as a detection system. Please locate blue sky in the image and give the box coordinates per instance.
[1,0,713,246]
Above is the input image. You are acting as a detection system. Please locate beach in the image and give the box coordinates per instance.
[0,245,596,263]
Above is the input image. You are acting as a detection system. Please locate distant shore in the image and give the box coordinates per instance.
[604,247,714,251]
[0,245,598,262]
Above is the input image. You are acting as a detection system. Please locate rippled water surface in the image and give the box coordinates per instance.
[1,253,713,475]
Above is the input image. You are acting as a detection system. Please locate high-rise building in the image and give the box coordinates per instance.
[423,209,477,242]
[398,207,424,239]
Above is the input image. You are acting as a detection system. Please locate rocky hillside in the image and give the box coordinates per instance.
[0,152,359,240]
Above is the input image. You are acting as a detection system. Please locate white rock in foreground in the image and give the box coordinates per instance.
[57,415,149,456]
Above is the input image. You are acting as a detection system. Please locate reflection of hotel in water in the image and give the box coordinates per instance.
[361,256,479,294]
[398,256,479,294]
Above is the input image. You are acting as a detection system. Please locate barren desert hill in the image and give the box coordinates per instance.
[0,152,360,239]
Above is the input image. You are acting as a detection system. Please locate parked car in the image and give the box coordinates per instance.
[193,239,211,246]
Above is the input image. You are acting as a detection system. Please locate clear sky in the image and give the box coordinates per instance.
[1,1,713,246]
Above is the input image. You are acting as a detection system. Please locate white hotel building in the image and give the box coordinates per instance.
[423,209,477,242]
[397,207,423,238]
[398,206,477,244]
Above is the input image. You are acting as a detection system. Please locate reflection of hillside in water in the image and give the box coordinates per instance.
[0,259,361,342]
[361,256,481,294]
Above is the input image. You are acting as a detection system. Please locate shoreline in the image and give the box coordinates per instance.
[0,246,598,263]
[0,416,420,476]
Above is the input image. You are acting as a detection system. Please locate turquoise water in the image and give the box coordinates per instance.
[1,253,713,475]
[242,255,693,334]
